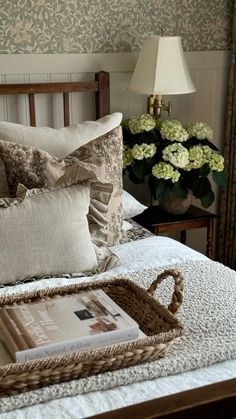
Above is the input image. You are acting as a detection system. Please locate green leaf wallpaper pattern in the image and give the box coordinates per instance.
[0,0,232,54]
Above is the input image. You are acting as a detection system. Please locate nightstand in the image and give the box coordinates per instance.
[133,205,217,259]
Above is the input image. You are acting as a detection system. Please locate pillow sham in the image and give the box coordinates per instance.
[0,112,122,198]
[123,190,147,219]
[0,182,98,285]
[0,163,120,286]
[72,128,123,246]
[0,113,122,158]
[0,126,123,246]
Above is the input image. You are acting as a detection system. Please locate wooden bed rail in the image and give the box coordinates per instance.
[0,71,110,126]
[88,377,236,419]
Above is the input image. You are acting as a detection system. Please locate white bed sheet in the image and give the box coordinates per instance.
[0,236,235,418]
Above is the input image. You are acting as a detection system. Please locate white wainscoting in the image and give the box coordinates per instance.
[0,51,230,255]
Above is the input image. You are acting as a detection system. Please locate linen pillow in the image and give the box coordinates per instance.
[0,126,123,245]
[0,112,122,198]
[123,190,147,219]
[0,182,98,285]
[0,113,122,158]
[0,165,120,286]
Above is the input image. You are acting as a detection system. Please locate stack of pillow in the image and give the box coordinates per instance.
[0,113,124,285]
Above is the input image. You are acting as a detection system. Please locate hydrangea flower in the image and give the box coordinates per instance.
[128,113,156,134]
[209,153,224,171]
[122,115,226,208]
[185,145,205,170]
[121,118,130,129]
[142,143,156,158]
[132,143,156,160]
[202,145,214,161]
[185,122,213,140]
[162,143,189,168]
[160,119,188,142]
[123,147,134,168]
[152,162,180,183]
[131,144,145,160]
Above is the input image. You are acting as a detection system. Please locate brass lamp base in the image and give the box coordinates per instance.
[147,94,172,118]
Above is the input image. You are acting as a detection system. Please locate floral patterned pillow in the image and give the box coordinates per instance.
[71,127,123,246]
[0,126,123,246]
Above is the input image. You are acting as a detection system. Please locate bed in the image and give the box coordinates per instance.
[0,72,235,418]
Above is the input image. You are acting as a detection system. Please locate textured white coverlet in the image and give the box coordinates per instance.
[0,237,235,418]
[0,236,208,297]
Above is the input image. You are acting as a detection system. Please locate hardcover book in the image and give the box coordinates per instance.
[0,289,140,363]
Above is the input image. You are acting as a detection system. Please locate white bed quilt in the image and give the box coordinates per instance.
[0,236,236,418]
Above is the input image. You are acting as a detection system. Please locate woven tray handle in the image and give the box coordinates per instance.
[146,269,184,315]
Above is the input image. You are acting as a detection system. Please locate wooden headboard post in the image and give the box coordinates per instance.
[0,71,110,127]
[95,71,110,120]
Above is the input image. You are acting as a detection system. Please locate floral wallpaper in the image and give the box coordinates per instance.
[0,0,232,54]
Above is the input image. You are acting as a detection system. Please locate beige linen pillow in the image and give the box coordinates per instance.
[0,126,123,245]
[0,112,122,198]
[0,183,97,285]
[0,175,119,285]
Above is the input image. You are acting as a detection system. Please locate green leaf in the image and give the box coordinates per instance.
[128,169,144,184]
[199,163,210,177]
[200,190,215,208]
[171,183,188,199]
[192,177,212,198]
[149,176,173,202]
[131,160,147,180]
[212,170,228,188]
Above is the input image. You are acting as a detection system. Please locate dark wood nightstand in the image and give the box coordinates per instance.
[133,205,217,259]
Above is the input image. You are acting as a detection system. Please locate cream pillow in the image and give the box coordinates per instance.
[0,112,122,198]
[123,190,147,219]
[0,179,119,286]
[0,113,122,158]
[0,183,96,285]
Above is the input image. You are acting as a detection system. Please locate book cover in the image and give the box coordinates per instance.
[0,289,139,362]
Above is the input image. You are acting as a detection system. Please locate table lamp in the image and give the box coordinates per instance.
[129,35,196,117]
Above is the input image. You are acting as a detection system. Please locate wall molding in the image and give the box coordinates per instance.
[0,51,230,75]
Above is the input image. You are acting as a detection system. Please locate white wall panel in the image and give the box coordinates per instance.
[0,51,230,256]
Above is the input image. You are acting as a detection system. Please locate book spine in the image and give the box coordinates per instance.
[15,325,139,363]
[4,308,36,349]
[0,309,30,350]
[0,316,19,360]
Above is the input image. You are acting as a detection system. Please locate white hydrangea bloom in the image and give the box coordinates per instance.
[172,170,181,183]
[129,118,141,134]
[160,119,188,142]
[123,147,134,168]
[185,122,213,140]
[132,143,156,160]
[128,113,156,134]
[152,162,180,183]
[185,145,205,170]
[202,145,214,161]
[139,113,156,132]
[162,143,189,168]
[209,153,224,171]
[131,144,145,160]
[142,143,156,158]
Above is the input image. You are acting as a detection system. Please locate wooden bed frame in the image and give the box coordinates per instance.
[0,72,235,418]
[0,70,110,125]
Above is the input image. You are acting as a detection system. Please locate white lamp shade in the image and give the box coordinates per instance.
[129,36,196,95]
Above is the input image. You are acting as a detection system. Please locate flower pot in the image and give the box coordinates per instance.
[160,191,192,215]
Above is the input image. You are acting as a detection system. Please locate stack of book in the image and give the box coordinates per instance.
[0,289,141,363]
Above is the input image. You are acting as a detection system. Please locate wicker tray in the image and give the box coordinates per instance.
[0,269,184,396]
